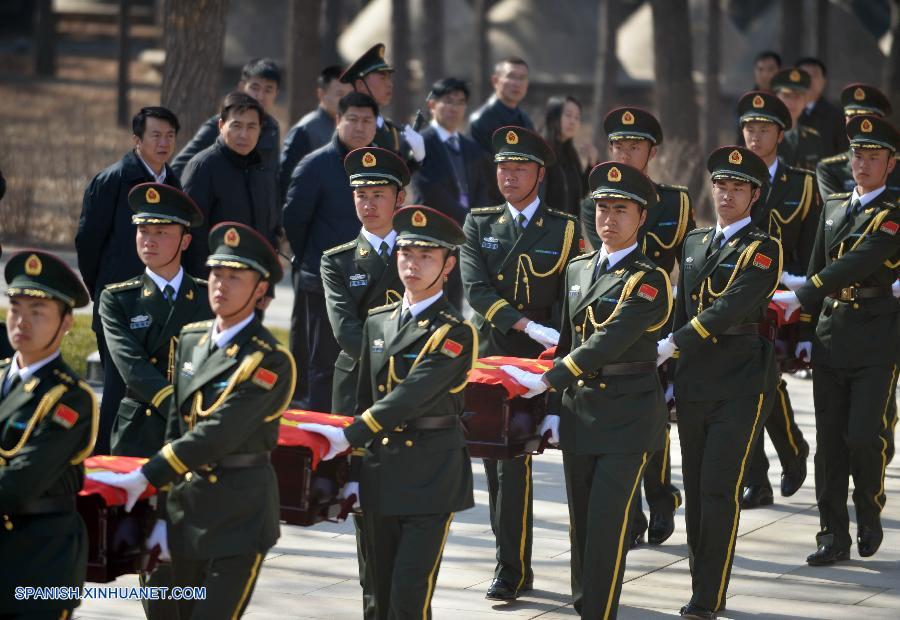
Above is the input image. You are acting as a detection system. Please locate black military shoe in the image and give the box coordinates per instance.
[806,543,850,566]
[630,527,646,549]
[648,510,675,545]
[485,578,518,601]
[857,524,883,557]
[520,578,533,592]
[781,443,809,497]
[740,484,774,509]
[679,602,716,619]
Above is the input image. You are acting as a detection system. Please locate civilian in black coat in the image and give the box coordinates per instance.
[540,95,594,217]
[796,57,848,157]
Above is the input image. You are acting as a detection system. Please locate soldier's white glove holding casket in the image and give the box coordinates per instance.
[780,273,807,291]
[403,125,426,162]
[86,469,149,512]
[146,519,171,561]
[340,481,360,510]
[500,365,548,398]
[538,414,560,445]
[656,334,676,367]
[893,279,900,298]
[795,341,812,363]
[296,423,350,461]
[772,289,802,320]
[524,321,560,348]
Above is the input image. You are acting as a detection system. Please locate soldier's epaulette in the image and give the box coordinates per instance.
[323,240,358,256]
[656,183,689,192]
[825,191,852,201]
[634,259,656,271]
[182,319,214,331]
[746,229,771,241]
[52,368,76,386]
[545,208,578,222]
[820,153,849,165]
[104,278,142,293]
[571,249,598,263]
[800,125,821,136]
[369,301,401,315]
[191,276,208,287]
[438,310,462,325]
[469,206,505,215]
[686,226,713,238]
[785,165,815,176]
[0,357,11,368]
[251,335,274,352]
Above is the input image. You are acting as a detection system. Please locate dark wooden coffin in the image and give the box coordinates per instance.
[271,445,349,526]
[78,494,153,583]
[462,382,547,459]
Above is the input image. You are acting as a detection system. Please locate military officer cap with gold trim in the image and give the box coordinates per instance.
[840,84,892,118]
[340,43,394,84]
[344,146,411,188]
[393,205,466,250]
[4,250,90,308]
[492,125,556,167]
[603,107,663,145]
[770,67,811,93]
[588,161,658,209]
[707,146,769,187]
[206,221,284,284]
[846,115,899,153]
[737,90,792,130]
[129,182,203,228]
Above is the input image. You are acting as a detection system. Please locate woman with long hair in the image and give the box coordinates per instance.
[541,95,597,215]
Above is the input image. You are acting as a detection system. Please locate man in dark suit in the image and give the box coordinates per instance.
[411,77,490,307]
[796,57,848,158]
[76,106,182,453]
[282,92,378,411]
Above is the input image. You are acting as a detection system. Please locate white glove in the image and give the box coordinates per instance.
[146,519,170,561]
[538,414,560,445]
[671,285,678,298]
[499,365,548,399]
[656,335,676,367]
[524,321,560,348]
[296,423,350,460]
[403,124,426,162]
[781,273,807,291]
[86,469,149,512]
[772,289,802,320]
[892,279,899,298]
[795,341,812,363]
[340,481,361,510]
[664,382,675,405]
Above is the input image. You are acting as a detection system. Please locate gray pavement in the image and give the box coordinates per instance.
[74,375,900,619]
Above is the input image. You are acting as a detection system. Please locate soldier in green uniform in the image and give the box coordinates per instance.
[0,250,97,619]
[580,107,693,547]
[460,125,581,600]
[775,116,899,566]
[816,84,900,199]
[89,222,296,619]
[736,91,818,508]
[772,68,826,171]
[504,161,673,619]
[321,146,409,619]
[657,146,782,619]
[300,205,475,620]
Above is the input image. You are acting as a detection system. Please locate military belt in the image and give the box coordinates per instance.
[721,323,761,336]
[833,286,893,302]
[13,495,76,516]
[403,415,460,431]
[585,361,657,378]
[211,452,271,469]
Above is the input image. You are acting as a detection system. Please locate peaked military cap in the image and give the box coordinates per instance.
[846,115,899,152]
[5,250,90,308]
[129,182,203,227]
[707,146,769,187]
[345,146,411,188]
[394,205,466,250]
[603,107,663,145]
[737,90,792,130]
[206,222,284,284]
[588,161,658,209]
[841,83,892,118]
[340,43,394,84]
[771,67,811,93]
[492,125,556,167]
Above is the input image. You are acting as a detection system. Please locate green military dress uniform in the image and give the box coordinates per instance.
[139,223,296,619]
[671,147,782,614]
[795,115,900,562]
[772,69,825,171]
[341,206,475,619]
[459,126,580,594]
[543,162,672,619]
[0,251,97,619]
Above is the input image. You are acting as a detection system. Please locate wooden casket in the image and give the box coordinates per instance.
[768,294,810,374]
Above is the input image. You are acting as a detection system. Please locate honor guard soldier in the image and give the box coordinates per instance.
[737,91,818,508]
[300,205,476,620]
[504,161,673,618]
[90,222,296,619]
[321,146,409,619]
[771,68,826,171]
[776,116,900,566]
[580,107,693,547]
[460,125,581,600]
[657,146,783,619]
[816,84,900,199]
[0,251,97,620]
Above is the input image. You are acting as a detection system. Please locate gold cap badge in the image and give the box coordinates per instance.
[362,152,377,167]
[411,210,427,227]
[728,149,743,165]
[752,94,765,109]
[25,254,42,276]
[861,118,873,133]
[146,187,160,204]
[789,69,801,82]
[621,110,635,125]
[224,227,240,247]
[505,130,519,145]
[853,87,866,102]
[607,166,622,182]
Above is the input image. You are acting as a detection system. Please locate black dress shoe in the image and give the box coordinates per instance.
[781,443,809,497]
[629,527,645,549]
[740,484,774,509]
[858,525,883,557]
[679,602,716,619]
[806,543,850,566]
[485,578,518,601]
[648,510,675,545]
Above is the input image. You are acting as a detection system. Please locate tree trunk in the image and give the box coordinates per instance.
[160,0,227,141]
[780,0,804,65]
[421,0,445,92]
[590,0,618,144]
[33,0,56,76]
[391,0,412,123]
[117,0,132,128]
[885,0,900,124]
[472,0,491,105]
[320,0,343,67]
[287,0,321,124]
[704,0,720,155]
[650,0,699,144]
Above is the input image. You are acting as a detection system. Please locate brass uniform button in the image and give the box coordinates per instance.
[653,251,660,257]
[3,516,12,531]
[381,437,390,445]
[577,379,585,387]
[599,383,607,389]
[185,472,193,482]
[575,325,582,332]
[711,337,718,344]
[496,274,504,281]
[517,304,524,310]
[853,303,859,309]
[404,440,413,447]
[150,357,157,364]
[833,301,840,308]
[146,408,152,416]
[377,384,385,393]
[207,474,218,484]
[691,294,698,301]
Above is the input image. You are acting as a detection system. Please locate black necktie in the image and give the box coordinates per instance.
[515,213,527,238]
[400,308,412,327]
[848,198,862,216]
[3,372,20,397]
[707,231,725,257]
[446,135,460,153]
[164,284,176,305]
[593,256,609,282]
[379,241,390,263]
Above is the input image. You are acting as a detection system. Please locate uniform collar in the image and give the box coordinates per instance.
[377,115,385,129]
[212,313,255,349]
[360,228,397,255]
[715,215,753,242]
[767,159,779,183]
[7,350,61,386]
[145,266,184,299]
[851,185,886,208]
[598,242,638,270]
[402,290,443,318]
[506,196,541,226]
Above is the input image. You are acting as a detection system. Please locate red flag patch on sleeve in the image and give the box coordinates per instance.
[52,404,79,429]
[578,238,586,253]
[636,283,658,301]
[879,220,898,236]
[752,253,773,270]
[252,368,278,390]
[440,339,463,358]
